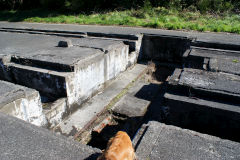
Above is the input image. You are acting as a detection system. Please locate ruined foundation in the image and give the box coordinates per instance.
[0,23,239,159]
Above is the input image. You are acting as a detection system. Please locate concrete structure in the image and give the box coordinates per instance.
[0,22,240,159]
[133,121,240,160]
[0,80,47,126]
[0,30,136,127]
[55,64,147,136]
[164,67,240,141]
[168,68,240,102]
[0,32,129,106]
[0,112,101,160]
[183,46,240,70]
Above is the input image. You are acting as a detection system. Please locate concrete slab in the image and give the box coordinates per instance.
[112,95,150,118]
[164,92,240,142]
[0,31,129,108]
[0,80,47,126]
[133,121,240,160]
[111,79,158,118]
[189,47,240,59]
[1,22,240,49]
[0,31,125,71]
[0,112,101,160]
[209,57,240,75]
[184,47,240,69]
[168,68,240,103]
[55,64,147,136]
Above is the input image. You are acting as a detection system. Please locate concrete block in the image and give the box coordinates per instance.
[0,112,101,160]
[43,98,67,128]
[209,57,240,75]
[168,68,240,103]
[164,92,240,142]
[184,47,240,69]
[192,39,240,51]
[58,40,73,47]
[112,95,150,118]
[0,80,47,126]
[133,121,240,160]
[0,32,129,109]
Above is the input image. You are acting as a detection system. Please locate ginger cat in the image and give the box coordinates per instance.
[97,131,136,160]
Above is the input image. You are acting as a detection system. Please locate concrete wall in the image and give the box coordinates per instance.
[0,88,47,127]
[140,34,193,62]
[66,45,128,108]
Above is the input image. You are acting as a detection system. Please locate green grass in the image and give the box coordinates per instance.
[0,7,240,34]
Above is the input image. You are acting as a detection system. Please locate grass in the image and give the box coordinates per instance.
[0,7,240,34]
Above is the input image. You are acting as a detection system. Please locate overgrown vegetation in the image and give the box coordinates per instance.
[1,0,239,13]
[0,0,240,33]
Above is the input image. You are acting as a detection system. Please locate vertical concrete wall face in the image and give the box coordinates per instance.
[66,55,105,107]
[44,98,67,128]
[141,34,193,62]
[106,46,128,80]
[0,82,47,127]
[11,66,67,99]
[66,45,128,108]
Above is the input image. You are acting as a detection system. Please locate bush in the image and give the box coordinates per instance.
[0,0,239,13]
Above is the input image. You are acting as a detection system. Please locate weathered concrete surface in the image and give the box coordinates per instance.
[133,121,240,160]
[141,34,193,62]
[209,57,240,75]
[189,47,240,59]
[43,98,67,128]
[168,68,240,103]
[0,32,129,109]
[164,92,240,142]
[55,64,147,136]
[183,47,240,69]
[0,32,125,71]
[0,22,239,49]
[0,80,47,126]
[111,76,159,118]
[112,94,150,118]
[0,112,101,160]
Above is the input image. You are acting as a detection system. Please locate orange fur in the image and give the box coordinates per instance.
[97,131,136,160]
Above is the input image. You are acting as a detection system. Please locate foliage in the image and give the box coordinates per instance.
[0,0,239,13]
[1,8,239,34]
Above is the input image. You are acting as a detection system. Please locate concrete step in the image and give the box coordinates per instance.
[133,121,240,160]
[163,92,240,142]
[0,80,47,127]
[183,46,240,70]
[0,31,129,109]
[168,68,240,104]
[0,112,101,160]
[54,64,148,136]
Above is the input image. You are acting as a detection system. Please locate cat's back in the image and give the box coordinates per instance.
[100,131,135,160]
